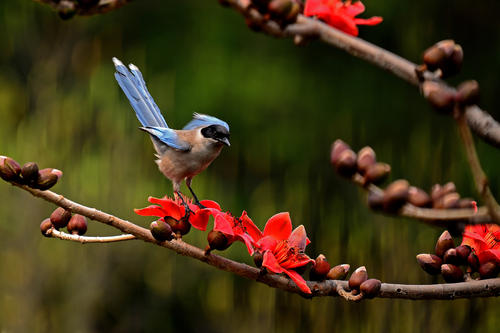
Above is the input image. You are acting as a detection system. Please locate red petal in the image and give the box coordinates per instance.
[353,16,383,26]
[240,211,263,243]
[263,212,292,241]
[236,233,256,255]
[148,197,182,220]
[477,249,500,265]
[256,235,278,252]
[189,209,211,231]
[283,269,312,294]
[329,14,359,36]
[304,0,332,19]
[200,200,222,211]
[288,225,308,251]
[282,253,315,269]
[262,251,285,274]
[214,214,235,236]
[344,1,365,17]
[134,206,167,217]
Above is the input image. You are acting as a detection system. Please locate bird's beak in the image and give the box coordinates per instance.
[219,137,230,147]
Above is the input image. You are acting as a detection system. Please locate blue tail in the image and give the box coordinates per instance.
[113,57,168,128]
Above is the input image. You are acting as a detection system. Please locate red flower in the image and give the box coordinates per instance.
[211,210,263,255]
[461,224,500,265]
[135,195,221,231]
[304,0,383,36]
[254,212,314,294]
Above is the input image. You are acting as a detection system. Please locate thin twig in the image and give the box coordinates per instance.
[48,228,136,243]
[6,182,500,299]
[455,108,500,223]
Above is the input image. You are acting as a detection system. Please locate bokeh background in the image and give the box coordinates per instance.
[1,1,500,332]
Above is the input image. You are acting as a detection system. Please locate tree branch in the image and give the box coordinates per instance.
[34,0,133,16]
[48,228,136,243]
[221,0,500,148]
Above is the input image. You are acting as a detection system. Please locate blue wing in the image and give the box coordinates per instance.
[183,113,229,132]
[113,57,168,128]
[140,127,191,151]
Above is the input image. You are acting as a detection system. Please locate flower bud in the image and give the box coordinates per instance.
[309,254,330,281]
[348,266,368,290]
[456,80,479,106]
[479,261,500,279]
[455,245,471,264]
[268,0,293,18]
[327,264,350,280]
[36,168,61,190]
[284,1,301,22]
[335,149,357,178]
[408,186,432,208]
[207,230,230,251]
[21,162,39,185]
[330,139,350,167]
[76,0,100,8]
[164,216,191,236]
[467,253,479,272]
[357,146,376,174]
[364,163,391,185]
[434,192,460,209]
[443,248,460,265]
[416,253,443,275]
[40,218,54,237]
[50,207,72,229]
[382,179,409,213]
[245,17,262,32]
[150,220,173,241]
[67,214,88,235]
[0,157,21,182]
[422,81,456,114]
[423,40,463,78]
[252,0,272,13]
[435,230,455,257]
[360,279,381,299]
[458,198,476,209]
[441,264,464,283]
[367,191,384,211]
[253,251,264,268]
[431,182,456,202]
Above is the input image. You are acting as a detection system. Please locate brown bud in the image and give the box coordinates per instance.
[456,80,479,106]
[253,251,264,268]
[435,230,455,257]
[455,245,471,264]
[443,248,460,265]
[335,149,357,178]
[458,198,476,209]
[164,216,191,236]
[330,139,350,166]
[67,214,88,235]
[467,253,480,272]
[364,163,391,185]
[416,253,443,275]
[245,17,262,32]
[382,179,409,213]
[327,264,350,280]
[348,266,368,290]
[431,182,456,202]
[40,218,54,237]
[423,40,463,78]
[434,192,460,209]
[360,279,381,298]
[479,261,500,279]
[150,220,173,241]
[268,0,293,18]
[21,162,39,185]
[309,254,331,281]
[367,191,384,211]
[284,1,301,22]
[422,81,456,114]
[441,264,464,283]
[50,207,72,229]
[36,168,61,190]
[207,230,230,251]
[252,0,272,12]
[408,186,432,208]
[0,157,21,182]
[357,146,376,174]
[77,0,100,7]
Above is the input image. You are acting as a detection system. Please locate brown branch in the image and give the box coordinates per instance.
[48,228,136,243]
[34,0,132,17]
[5,181,499,299]
[350,174,494,226]
[221,0,500,148]
[455,108,500,223]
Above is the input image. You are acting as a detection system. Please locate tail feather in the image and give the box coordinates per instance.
[113,57,168,128]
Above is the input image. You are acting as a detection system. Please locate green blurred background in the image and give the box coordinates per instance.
[1,0,500,332]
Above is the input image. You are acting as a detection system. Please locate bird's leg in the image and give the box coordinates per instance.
[186,178,206,209]
[175,190,195,219]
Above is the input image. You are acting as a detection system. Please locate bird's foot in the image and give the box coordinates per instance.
[175,191,195,218]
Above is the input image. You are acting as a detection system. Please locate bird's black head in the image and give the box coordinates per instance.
[201,125,230,146]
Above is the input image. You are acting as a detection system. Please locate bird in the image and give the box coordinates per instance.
[112,57,230,206]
